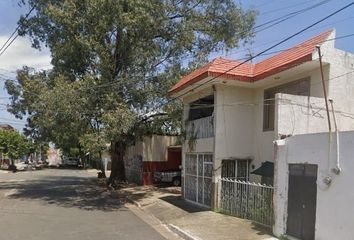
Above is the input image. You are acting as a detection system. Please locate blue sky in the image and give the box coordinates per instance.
[1,0,354,131]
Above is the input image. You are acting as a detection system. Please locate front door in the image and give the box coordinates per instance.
[184,153,213,206]
[287,164,317,240]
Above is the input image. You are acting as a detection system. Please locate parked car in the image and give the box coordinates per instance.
[15,162,30,171]
[60,157,81,168]
[154,170,181,186]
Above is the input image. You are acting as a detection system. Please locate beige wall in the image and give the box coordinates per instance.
[142,135,178,162]
[124,135,178,162]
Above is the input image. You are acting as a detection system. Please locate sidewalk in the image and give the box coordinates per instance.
[118,186,277,240]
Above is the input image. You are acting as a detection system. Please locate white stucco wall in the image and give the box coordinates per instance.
[211,66,329,182]
[213,84,255,179]
[273,131,354,239]
[275,93,330,136]
[180,29,354,188]
[325,50,354,130]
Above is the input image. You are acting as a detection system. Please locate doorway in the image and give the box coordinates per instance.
[184,153,213,206]
[287,164,317,240]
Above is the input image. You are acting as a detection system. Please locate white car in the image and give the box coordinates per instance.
[15,162,30,171]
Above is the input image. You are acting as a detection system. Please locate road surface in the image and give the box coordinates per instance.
[0,169,166,240]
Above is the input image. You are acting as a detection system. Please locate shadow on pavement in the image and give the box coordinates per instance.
[159,195,208,213]
[251,223,273,236]
[0,176,126,212]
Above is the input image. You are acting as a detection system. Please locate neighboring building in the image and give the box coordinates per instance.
[47,147,62,167]
[0,124,14,131]
[124,135,181,185]
[169,29,354,211]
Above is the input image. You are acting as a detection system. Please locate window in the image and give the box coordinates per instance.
[221,159,250,181]
[188,95,214,121]
[263,78,310,131]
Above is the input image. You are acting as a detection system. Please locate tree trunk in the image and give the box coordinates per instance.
[108,141,126,184]
[98,150,106,178]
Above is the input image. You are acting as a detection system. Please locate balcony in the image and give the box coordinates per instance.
[186,116,214,139]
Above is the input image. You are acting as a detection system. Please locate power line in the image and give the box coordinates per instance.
[0,0,333,86]
[2,1,354,123]
[0,6,35,57]
[254,0,331,32]
[226,14,354,59]
[260,0,326,16]
[2,66,353,118]
[2,31,354,104]
[170,1,354,102]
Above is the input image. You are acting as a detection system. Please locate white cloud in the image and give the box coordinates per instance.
[0,36,51,131]
[0,36,51,71]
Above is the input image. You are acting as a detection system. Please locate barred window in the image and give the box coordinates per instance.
[221,159,250,181]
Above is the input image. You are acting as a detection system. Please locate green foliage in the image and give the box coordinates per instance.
[279,235,290,240]
[0,129,34,160]
[7,0,257,178]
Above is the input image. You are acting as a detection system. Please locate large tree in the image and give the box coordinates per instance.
[7,0,256,182]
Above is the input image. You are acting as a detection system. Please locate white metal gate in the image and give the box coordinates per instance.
[184,153,213,206]
[219,178,274,226]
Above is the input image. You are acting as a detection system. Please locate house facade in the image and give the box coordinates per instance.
[124,135,181,185]
[169,29,354,210]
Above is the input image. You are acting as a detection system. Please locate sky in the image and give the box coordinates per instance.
[1,0,354,131]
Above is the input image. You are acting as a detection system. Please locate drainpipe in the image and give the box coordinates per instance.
[316,46,333,185]
[329,99,341,174]
[316,46,332,132]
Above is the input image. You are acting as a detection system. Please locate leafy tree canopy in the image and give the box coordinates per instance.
[0,129,34,161]
[7,0,257,180]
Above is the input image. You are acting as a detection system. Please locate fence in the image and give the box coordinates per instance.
[219,178,274,227]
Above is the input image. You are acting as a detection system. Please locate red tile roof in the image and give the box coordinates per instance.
[169,30,333,95]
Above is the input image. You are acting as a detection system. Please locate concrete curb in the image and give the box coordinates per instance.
[123,192,200,240]
[167,224,200,240]
[125,195,142,209]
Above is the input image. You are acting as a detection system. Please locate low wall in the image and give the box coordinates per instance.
[273,131,354,239]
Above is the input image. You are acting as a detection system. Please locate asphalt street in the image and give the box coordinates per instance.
[0,169,166,240]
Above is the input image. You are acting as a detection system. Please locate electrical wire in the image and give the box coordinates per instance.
[170,1,354,104]
[2,1,354,128]
[0,6,35,57]
[2,44,354,113]
[254,0,331,32]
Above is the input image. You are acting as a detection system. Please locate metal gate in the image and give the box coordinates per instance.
[219,178,274,226]
[287,164,317,240]
[184,153,213,206]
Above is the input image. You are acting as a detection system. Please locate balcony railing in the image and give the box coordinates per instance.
[186,116,214,139]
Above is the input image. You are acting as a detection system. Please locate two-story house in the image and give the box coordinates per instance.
[169,29,354,209]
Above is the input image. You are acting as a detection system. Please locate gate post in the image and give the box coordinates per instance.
[273,139,288,237]
[211,180,218,210]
